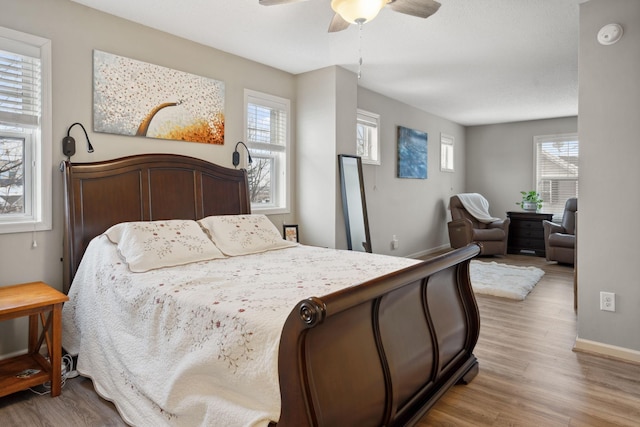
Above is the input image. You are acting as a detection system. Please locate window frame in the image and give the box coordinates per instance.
[0,132,31,216]
[243,89,290,215]
[356,109,380,165]
[0,26,52,234]
[440,133,455,172]
[533,132,579,220]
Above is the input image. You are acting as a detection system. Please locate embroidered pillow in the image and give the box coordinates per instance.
[198,214,297,256]
[104,220,225,272]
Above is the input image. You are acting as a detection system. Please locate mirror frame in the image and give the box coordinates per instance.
[338,154,372,253]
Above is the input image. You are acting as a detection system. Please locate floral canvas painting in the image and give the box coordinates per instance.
[397,126,427,179]
[93,50,225,144]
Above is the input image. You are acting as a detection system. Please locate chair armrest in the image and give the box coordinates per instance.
[543,220,564,235]
[488,217,510,231]
[543,220,565,255]
[448,218,474,248]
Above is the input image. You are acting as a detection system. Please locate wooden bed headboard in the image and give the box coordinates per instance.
[62,153,250,293]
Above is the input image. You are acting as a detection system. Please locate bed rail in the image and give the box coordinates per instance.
[276,243,481,427]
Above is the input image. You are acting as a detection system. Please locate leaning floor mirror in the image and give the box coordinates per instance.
[338,154,372,253]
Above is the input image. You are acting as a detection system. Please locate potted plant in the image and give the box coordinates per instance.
[516,190,543,211]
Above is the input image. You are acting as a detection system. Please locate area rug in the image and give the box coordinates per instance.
[469,260,545,300]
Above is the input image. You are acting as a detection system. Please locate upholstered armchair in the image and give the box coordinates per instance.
[543,198,577,265]
[448,194,510,256]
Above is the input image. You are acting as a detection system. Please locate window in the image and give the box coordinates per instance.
[0,27,51,234]
[534,133,579,219]
[440,133,454,172]
[244,89,290,214]
[356,109,380,165]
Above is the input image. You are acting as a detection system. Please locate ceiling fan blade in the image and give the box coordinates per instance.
[388,0,441,19]
[259,0,308,6]
[328,13,351,33]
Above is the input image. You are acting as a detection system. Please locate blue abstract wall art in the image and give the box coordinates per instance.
[397,125,427,179]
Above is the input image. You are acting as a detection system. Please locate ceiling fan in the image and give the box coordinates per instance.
[259,0,441,32]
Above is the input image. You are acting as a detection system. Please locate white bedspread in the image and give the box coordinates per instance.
[62,236,419,427]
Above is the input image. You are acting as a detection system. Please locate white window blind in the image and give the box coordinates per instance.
[0,47,41,128]
[245,90,289,214]
[534,133,579,220]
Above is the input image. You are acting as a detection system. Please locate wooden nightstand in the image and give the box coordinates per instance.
[0,281,69,397]
[507,211,554,257]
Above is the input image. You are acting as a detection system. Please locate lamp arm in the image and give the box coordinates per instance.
[233,141,253,168]
[67,122,94,153]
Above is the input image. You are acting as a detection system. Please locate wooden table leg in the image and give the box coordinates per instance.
[28,314,39,354]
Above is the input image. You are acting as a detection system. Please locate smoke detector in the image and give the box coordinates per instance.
[597,23,623,46]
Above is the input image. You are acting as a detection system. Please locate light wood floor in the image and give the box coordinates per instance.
[1,255,639,426]
[419,254,640,427]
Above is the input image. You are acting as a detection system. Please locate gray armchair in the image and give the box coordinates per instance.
[448,194,510,256]
[543,198,577,265]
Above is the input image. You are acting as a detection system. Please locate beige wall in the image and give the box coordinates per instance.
[465,116,578,218]
[296,70,467,257]
[466,0,640,358]
[356,87,466,256]
[576,0,640,355]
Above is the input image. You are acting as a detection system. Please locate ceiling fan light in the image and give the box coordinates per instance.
[331,0,387,24]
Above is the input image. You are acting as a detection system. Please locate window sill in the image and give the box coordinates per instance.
[251,206,289,216]
[0,219,51,235]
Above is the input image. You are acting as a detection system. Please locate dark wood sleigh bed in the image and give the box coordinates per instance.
[62,153,481,427]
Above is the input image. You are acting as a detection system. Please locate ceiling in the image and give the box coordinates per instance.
[70,0,584,126]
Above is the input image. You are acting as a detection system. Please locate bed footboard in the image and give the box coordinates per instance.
[276,244,481,427]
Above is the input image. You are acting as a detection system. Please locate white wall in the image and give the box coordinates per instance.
[334,67,360,249]
[576,0,640,355]
[296,67,337,248]
[466,117,578,218]
[295,66,352,249]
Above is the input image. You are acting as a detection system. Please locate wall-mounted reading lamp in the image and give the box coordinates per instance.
[62,122,94,158]
[232,141,252,168]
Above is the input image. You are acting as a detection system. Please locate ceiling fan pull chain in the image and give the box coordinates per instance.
[358,21,363,79]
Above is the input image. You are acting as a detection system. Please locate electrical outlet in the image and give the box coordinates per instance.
[600,291,615,312]
[391,235,399,250]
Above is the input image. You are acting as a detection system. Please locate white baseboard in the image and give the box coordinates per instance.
[574,337,640,364]
[0,346,53,361]
[0,348,28,361]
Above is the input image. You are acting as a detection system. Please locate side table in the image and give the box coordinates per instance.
[0,281,69,397]
[507,211,554,257]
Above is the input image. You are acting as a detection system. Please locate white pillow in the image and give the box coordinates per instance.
[104,220,225,272]
[198,214,297,256]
